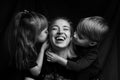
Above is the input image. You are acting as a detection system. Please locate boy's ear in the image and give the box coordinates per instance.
[89,42,97,46]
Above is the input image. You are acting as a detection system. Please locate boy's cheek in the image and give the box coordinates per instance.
[72,37,79,45]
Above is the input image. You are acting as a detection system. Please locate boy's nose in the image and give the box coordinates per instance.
[74,32,77,38]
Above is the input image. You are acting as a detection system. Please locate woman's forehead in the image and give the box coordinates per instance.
[54,19,70,25]
[51,19,70,29]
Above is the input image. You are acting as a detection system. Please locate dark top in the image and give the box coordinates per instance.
[37,55,77,80]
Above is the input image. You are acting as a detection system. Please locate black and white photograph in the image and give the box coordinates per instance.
[0,0,119,80]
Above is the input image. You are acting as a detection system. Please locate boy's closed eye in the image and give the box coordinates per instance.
[78,34,86,39]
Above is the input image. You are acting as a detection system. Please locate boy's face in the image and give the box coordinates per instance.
[74,32,96,47]
[37,28,48,42]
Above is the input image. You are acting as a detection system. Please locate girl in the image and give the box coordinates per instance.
[7,10,48,80]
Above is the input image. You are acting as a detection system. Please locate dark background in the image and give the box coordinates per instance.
[0,0,119,80]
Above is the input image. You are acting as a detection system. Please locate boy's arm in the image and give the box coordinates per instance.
[46,50,97,72]
[46,51,68,66]
[66,51,97,72]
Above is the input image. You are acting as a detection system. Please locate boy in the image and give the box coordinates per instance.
[46,16,109,80]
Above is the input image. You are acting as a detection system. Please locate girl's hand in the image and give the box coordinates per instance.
[41,41,49,51]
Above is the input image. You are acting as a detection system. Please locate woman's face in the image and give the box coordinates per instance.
[37,28,48,42]
[50,19,71,49]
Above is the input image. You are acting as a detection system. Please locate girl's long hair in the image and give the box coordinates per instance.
[7,10,48,70]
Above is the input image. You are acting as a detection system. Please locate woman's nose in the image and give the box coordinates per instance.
[57,28,63,34]
[57,29,63,35]
[57,32,63,35]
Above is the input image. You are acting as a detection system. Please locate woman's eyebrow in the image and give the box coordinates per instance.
[63,25,70,28]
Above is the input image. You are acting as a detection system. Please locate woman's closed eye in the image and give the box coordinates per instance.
[52,27,58,30]
[63,28,69,31]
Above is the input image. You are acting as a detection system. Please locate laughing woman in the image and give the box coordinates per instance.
[36,17,77,80]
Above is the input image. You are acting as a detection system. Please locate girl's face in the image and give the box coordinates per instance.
[37,28,48,42]
[50,19,72,49]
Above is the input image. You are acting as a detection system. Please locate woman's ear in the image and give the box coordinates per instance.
[89,42,97,46]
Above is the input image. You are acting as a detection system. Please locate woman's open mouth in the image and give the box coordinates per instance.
[55,36,66,42]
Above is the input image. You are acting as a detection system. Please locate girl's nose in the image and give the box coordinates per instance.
[74,32,77,38]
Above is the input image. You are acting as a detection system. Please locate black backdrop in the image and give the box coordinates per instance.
[0,0,119,80]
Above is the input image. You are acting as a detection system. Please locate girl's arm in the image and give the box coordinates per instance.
[24,77,35,80]
[30,41,48,76]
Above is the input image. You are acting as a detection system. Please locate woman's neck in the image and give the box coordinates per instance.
[58,49,69,59]
[50,47,69,59]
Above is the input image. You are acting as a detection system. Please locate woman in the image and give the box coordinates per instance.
[38,17,77,80]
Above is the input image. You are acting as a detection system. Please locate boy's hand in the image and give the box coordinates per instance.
[46,51,68,66]
[46,51,60,62]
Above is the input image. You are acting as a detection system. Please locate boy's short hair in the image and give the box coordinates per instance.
[77,16,109,42]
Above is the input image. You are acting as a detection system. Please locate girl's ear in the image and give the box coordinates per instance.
[89,42,97,46]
